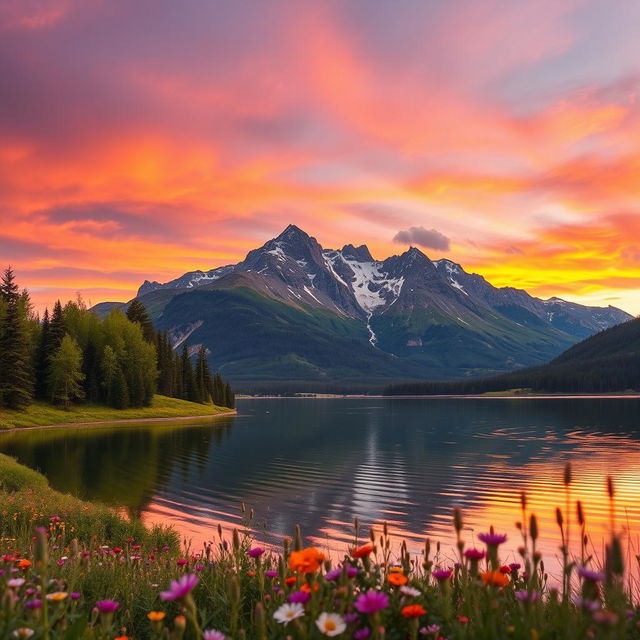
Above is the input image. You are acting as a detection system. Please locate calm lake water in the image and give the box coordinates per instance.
[2,397,640,574]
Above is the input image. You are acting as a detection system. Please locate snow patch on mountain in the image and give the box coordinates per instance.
[323,250,405,314]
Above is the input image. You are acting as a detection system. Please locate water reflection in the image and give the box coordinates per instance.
[1,398,639,578]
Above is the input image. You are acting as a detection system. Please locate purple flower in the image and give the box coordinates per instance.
[326,565,358,581]
[577,567,605,582]
[248,547,265,558]
[509,563,521,572]
[515,590,540,602]
[432,569,453,581]
[354,590,389,614]
[160,574,199,601]
[344,613,360,624]
[354,628,371,639]
[24,600,42,609]
[203,630,226,640]
[70,592,81,600]
[325,567,342,581]
[194,563,205,572]
[573,597,601,612]
[289,590,311,604]
[265,570,279,578]
[478,532,507,546]
[95,600,119,613]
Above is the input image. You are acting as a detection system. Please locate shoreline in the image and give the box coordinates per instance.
[0,409,236,433]
[237,393,640,399]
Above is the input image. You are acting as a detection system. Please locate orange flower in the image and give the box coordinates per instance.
[246,571,257,577]
[351,543,375,558]
[300,581,320,593]
[147,611,166,622]
[285,576,297,586]
[481,570,510,587]
[288,547,325,574]
[18,559,31,569]
[387,572,409,586]
[401,604,427,618]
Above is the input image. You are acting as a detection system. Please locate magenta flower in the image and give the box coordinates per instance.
[247,547,265,558]
[70,592,81,600]
[203,630,226,640]
[160,574,199,601]
[354,590,389,614]
[515,590,540,602]
[95,600,119,613]
[432,569,453,581]
[288,590,311,604]
[354,628,371,639]
[577,567,605,582]
[265,570,279,578]
[463,548,485,560]
[478,532,507,546]
[326,564,359,581]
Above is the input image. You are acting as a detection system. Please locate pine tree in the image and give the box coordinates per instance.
[212,372,224,406]
[34,308,50,399]
[223,381,235,409]
[181,344,195,401]
[48,300,65,354]
[173,352,183,399]
[194,345,214,404]
[0,267,34,409]
[101,345,129,408]
[48,335,85,409]
[126,299,155,343]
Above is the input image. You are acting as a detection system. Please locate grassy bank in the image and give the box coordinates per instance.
[0,394,234,429]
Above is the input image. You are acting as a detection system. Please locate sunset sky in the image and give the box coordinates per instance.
[2,0,640,315]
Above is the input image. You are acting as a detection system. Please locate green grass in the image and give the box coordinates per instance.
[0,394,234,429]
[0,453,178,549]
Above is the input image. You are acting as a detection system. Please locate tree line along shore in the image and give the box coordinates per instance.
[0,267,235,426]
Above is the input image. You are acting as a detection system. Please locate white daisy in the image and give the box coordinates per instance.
[400,585,422,597]
[273,602,305,624]
[316,612,347,637]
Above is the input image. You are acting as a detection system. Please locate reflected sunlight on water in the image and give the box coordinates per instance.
[2,397,640,581]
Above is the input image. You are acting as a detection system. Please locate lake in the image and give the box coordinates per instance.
[2,397,640,576]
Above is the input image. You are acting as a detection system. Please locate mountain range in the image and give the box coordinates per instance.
[94,225,632,389]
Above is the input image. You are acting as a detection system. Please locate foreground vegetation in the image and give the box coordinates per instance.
[0,267,235,413]
[0,395,233,429]
[1,456,639,639]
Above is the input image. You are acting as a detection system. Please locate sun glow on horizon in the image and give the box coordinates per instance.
[1,0,640,315]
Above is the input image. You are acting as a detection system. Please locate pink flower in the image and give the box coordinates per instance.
[203,630,225,640]
[432,569,452,581]
[577,567,605,582]
[160,574,199,601]
[463,548,485,560]
[95,600,119,613]
[288,590,311,604]
[478,532,507,546]
[354,590,389,613]
[247,547,265,558]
